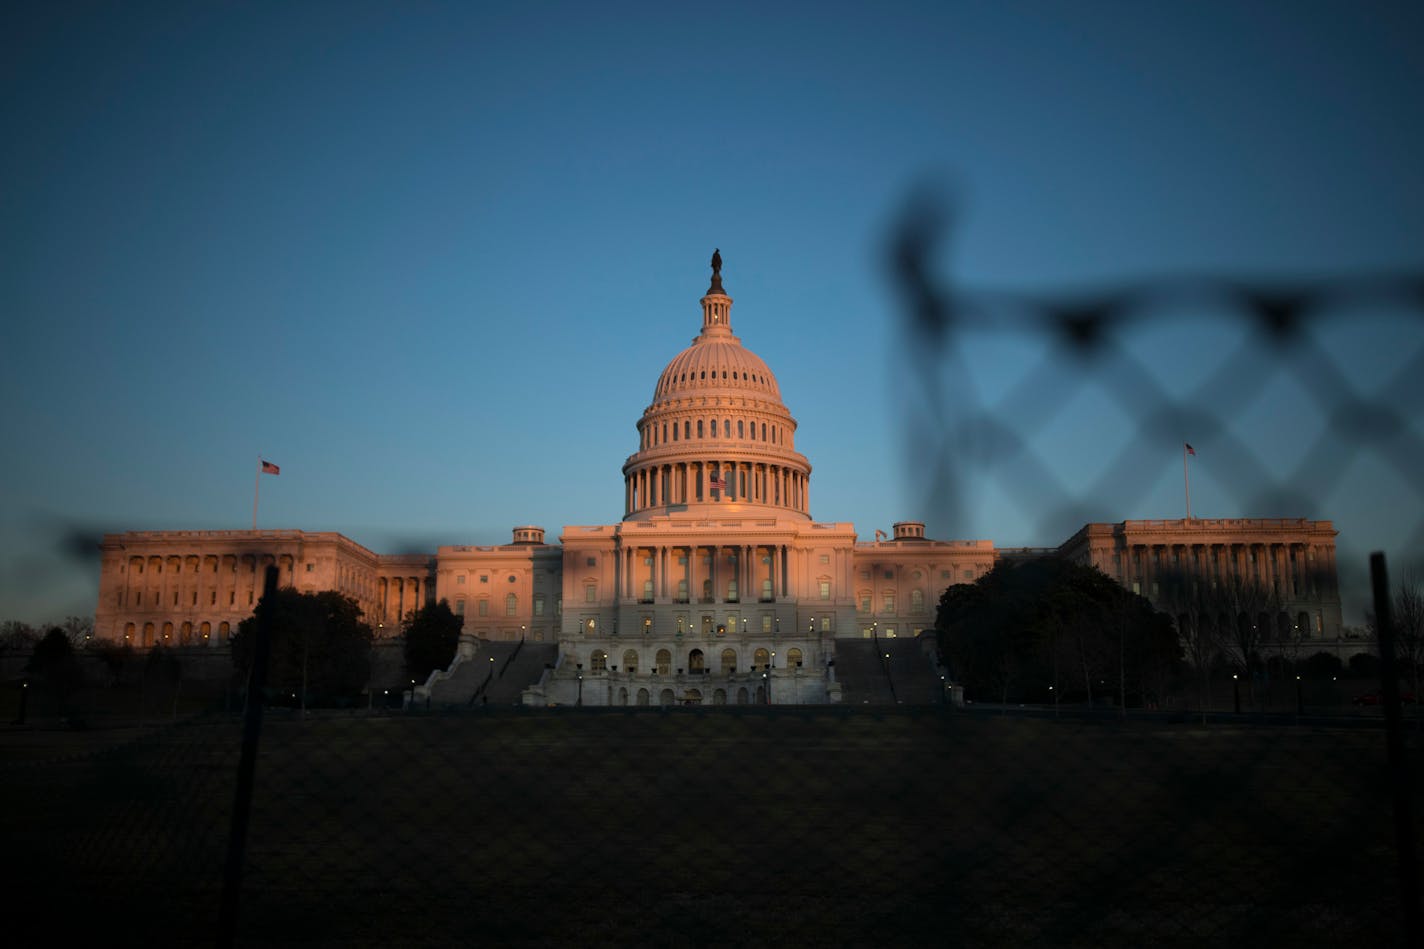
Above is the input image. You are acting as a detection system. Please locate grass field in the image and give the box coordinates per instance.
[3,706,1420,947]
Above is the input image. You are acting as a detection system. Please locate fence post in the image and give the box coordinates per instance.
[1370,551,1421,946]
[218,565,278,947]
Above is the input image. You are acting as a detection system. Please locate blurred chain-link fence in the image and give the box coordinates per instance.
[887,190,1424,601]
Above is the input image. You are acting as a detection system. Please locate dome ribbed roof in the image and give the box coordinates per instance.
[653,338,782,403]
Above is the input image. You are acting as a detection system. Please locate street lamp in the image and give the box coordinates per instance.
[1296,674,1303,716]
[577,666,584,706]
[1232,672,1241,714]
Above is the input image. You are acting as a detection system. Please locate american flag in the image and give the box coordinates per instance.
[710,476,727,490]
[261,460,280,475]
[1184,443,1195,456]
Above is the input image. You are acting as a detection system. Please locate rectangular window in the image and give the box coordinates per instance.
[860,595,871,613]
[819,580,830,600]
[883,593,896,612]
[458,575,466,584]
[478,600,489,617]
[534,594,545,617]
[819,554,829,564]
[455,600,466,617]
[821,615,832,632]
[306,563,314,573]
[762,615,772,633]
[586,585,597,603]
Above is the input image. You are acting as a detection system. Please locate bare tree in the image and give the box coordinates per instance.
[1214,575,1283,709]
[1160,568,1220,722]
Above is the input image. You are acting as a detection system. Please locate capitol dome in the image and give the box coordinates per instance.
[622,253,812,521]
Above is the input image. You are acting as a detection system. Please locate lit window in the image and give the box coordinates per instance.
[506,593,518,616]
[534,594,545,616]
[762,615,772,632]
[585,584,597,603]
[911,589,924,612]
[591,650,607,672]
[883,593,896,612]
[819,580,831,600]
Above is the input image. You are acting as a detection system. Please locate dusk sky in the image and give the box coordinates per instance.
[3,1,1421,626]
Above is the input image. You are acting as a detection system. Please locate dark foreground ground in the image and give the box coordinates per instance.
[3,706,1420,947]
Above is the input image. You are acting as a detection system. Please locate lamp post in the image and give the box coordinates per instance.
[1296,674,1303,716]
[577,663,584,706]
[1232,672,1241,714]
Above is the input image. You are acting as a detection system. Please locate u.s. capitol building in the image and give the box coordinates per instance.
[93,255,1344,704]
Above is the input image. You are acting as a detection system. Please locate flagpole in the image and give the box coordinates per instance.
[1183,444,1192,520]
[253,455,261,530]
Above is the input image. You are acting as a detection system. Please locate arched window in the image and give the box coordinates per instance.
[124,622,135,643]
[617,687,628,705]
[655,649,672,675]
[219,621,230,641]
[684,421,690,439]
[787,647,803,668]
[910,589,925,612]
[180,621,193,645]
[161,622,174,642]
[713,688,727,705]
[753,647,770,668]
[637,688,650,706]
[591,650,607,672]
[698,419,704,438]
[737,687,749,704]
[721,648,737,674]
[659,689,675,707]
[738,420,744,438]
[199,621,211,641]
[761,423,767,440]
[623,649,639,673]
[689,648,705,672]
[143,622,155,647]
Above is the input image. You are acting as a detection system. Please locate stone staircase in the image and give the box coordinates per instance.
[834,635,946,705]
[426,641,559,706]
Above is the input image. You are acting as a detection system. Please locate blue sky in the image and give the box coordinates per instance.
[3,1,1421,626]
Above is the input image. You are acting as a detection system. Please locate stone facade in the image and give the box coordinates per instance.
[90,256,1344,701]
[1057,518,1343,641]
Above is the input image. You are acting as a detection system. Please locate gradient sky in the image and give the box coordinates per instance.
[3,1,1421,627]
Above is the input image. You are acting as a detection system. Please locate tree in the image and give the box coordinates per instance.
[1366,575,1424,706]
[1215,575,1282,707]
[404,600,462,684]
[936,558,1180,706]
[59,615,95,648]
[26,628,82,715]
[0,620,39,656]
[231,588,373,705]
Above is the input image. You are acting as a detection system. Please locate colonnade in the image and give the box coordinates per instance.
[1122,541,1336,598]
[625,460,807,515]
[119,552,297,613]
[376,575,428,625]
[620,543,792,604]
